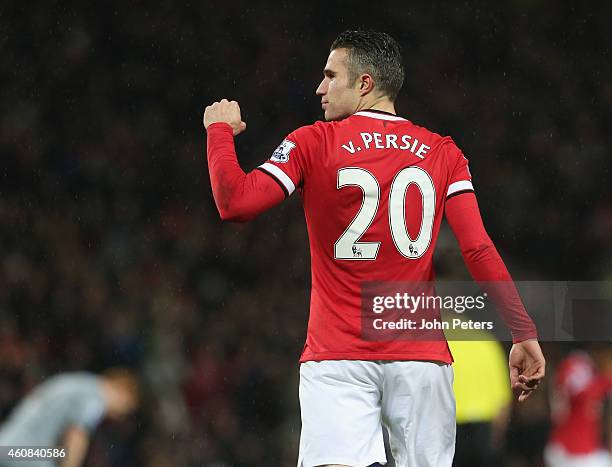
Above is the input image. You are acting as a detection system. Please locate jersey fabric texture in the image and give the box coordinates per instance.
[257,110,514,363]
[206,110,538,364]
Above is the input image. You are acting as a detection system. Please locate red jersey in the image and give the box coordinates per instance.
[257,110,473,363]
[550,352,612,454]
[206,110,537,364]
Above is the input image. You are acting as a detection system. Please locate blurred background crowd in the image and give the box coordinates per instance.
[1,1,611,466]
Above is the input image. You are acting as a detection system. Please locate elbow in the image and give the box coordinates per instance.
[461,241,495,262]
[219,212,253,223]
[213,190,259,223]
[218,205,256,223]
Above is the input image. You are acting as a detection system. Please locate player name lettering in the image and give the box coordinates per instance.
[341,132,431,158]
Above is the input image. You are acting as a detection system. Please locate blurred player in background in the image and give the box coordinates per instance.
[0,369,139,467]
[204,29,545,466]
[545,350,612,467]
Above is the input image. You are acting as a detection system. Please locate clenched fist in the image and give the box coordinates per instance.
[203,99,247,136]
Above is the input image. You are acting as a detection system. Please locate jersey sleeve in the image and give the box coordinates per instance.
[256,123,322,197]
[73,393,105,432]
[445,142,474,200]
[206,122,285,222]
[445,192,538,343]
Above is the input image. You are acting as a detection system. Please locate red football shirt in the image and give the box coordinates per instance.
[257,110,474,363]
[550,352,612,454]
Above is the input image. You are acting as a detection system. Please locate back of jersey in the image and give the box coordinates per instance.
[258,110,473,362]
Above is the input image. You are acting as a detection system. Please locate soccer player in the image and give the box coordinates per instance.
[204,30,545,467]
[545,350,612,467]
[0,369,139,467]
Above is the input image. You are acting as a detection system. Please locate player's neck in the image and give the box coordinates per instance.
[357,97,396,115]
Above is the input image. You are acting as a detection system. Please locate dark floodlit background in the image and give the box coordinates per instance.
[1,1,611,466]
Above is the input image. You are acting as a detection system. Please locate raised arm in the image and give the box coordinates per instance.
[445,192,545,401]
[204,100,285,222]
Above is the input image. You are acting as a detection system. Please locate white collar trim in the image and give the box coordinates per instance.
[354,110,407,122]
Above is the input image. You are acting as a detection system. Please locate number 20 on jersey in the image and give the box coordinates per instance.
[334,166,435,261]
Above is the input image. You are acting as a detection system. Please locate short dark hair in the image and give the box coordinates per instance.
[331,30,404,101]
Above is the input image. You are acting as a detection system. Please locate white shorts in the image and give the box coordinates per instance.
[544,443,612,467]
[298,360,455,467]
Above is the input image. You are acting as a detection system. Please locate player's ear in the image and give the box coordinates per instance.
[358,74,374,96]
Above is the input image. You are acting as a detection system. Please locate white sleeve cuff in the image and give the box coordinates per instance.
[258,162,296,196]
[447,180,474,197]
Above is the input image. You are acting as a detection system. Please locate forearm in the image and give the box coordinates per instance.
[206,122,284,222]
[462,235,536,342]
[445,193,537,342]
[60,427,89,467]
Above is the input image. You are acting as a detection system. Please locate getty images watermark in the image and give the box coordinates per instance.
[371,290,490,330]
[361,281,612,341]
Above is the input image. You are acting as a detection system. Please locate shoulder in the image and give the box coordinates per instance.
[404,122,469,170]
[422,128,466,165]
[282,121,333,161]
[49,373,100,393]
[287,120,329,143]
[407,122,458,154]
